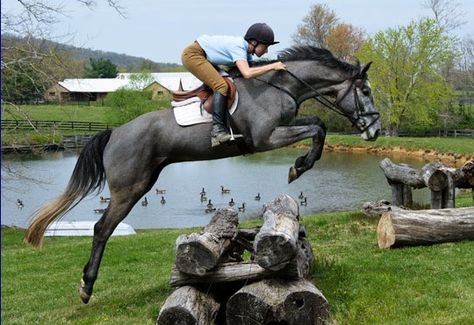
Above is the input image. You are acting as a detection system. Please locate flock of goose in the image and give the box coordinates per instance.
[91,187,309,214]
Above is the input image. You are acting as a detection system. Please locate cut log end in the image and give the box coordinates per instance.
[255,234,296,270]
[377,213,396,249]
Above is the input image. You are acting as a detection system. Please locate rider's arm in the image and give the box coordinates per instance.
[235,60,286,79]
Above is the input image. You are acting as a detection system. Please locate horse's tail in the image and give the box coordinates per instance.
[25,129,113,247]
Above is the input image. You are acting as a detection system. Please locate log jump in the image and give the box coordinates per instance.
[379,158,474,209]
[157,194,329,325]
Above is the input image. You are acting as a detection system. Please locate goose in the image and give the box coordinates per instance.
[238,203,246,212]
[141,197,148,206]
[155,188,166,194]
[229,198,235,206]
[99,196,110,203]
[94,208,106,214]
[16,199,24,208]
[206,199,214,209]
[254,193,261,201]
[300,197,308,206]
[298,191,305,200]
[200,194,208,202]
[160,196,166,204]
[205,207,216,213]
[200,187,206,196]
[221,185,230,194]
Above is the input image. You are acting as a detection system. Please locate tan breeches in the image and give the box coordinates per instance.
[181,41,228,96]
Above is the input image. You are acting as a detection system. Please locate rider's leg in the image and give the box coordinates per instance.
[210,91,232,147]
[182,42,242,146]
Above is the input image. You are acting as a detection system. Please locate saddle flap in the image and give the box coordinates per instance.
[172,77,237,114]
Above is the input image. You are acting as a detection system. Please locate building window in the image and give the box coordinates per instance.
[49,92,56,96]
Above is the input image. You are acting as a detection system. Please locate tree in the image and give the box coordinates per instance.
[357,18,457,135]
[293,3,365,60]
[84,58,118,78]
[127,70,154,90]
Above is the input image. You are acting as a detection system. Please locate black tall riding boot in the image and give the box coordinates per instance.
[210,92,232,147]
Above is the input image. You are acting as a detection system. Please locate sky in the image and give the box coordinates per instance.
[3,0,474,64]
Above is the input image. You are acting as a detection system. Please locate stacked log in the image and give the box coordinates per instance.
[157,194,329,325]
[380,158,474,209]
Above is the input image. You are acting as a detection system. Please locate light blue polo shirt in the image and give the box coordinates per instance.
[196,35,253,66]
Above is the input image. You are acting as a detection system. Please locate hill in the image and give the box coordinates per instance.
[2,34,184,72]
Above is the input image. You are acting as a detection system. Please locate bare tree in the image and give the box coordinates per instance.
[423,0,466,32]
[1,0,125,185]
[293,4,338,48]
[292,3,366,61]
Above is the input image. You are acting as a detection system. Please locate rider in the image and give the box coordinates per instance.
[182,23,287,147]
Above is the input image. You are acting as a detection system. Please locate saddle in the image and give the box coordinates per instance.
[172,77,237,114]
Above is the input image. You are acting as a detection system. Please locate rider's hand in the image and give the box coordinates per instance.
[272,61,287,71]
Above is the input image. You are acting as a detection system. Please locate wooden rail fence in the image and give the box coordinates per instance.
[1,120,118,132]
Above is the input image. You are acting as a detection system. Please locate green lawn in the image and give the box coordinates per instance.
[2,192,473,324]
[2,104,117,123]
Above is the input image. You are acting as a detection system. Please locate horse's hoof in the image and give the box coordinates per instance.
[79,279,91,304]
[288,166,298,183]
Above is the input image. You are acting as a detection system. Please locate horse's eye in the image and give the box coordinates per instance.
[362,88,371,96]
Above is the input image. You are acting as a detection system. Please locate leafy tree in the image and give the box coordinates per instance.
[127,70,155,90]
[104,89,157,124]
[356,18,457,135]
[84,58,118,78]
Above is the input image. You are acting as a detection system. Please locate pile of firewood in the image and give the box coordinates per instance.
[157,194,329,325]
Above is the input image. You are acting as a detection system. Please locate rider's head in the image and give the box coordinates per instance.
[244,23,279,57]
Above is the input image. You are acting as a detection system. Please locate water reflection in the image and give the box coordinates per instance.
[1,148,429,229]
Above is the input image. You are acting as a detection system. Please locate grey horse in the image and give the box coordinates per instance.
[25,46,381,303]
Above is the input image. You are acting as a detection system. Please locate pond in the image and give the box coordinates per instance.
[1,148,430,229]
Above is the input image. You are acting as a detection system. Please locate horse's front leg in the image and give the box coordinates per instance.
[257,117,327,183]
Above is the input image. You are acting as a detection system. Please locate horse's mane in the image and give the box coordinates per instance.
[229,45,359,77]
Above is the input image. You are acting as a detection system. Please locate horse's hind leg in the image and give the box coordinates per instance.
[79,160,163,304]
[79,192,141,304]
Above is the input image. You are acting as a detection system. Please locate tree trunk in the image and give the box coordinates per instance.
[254,194,300,271]
[175,208,239,275]
[377,207,474,249]
[157,286,219,325]
[170,238,314,287]
[226,278,329,325]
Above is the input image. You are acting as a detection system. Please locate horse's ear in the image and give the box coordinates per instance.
[360,62,373,75]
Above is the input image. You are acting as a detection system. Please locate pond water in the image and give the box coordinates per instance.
[1,148,430,229]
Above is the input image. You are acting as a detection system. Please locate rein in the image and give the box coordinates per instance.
[256,69,380,134]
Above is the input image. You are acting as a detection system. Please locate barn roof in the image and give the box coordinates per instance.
[59,79,129,92]
[57,72,202,93]
[117,72,202,91]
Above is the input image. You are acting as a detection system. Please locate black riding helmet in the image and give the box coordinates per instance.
[244,23,279,45]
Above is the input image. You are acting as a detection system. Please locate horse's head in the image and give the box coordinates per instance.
[277,46,381,141]
[332,62,381,141]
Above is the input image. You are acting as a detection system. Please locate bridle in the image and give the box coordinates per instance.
[257,69,380,134]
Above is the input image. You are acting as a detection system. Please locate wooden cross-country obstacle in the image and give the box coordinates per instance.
[157,194,330,325]
[379,158,474,209]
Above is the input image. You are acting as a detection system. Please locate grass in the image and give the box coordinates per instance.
[2,192,473,324]
[2,104,117,123]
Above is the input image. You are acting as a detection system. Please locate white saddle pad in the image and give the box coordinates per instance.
[173,91,239,126]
